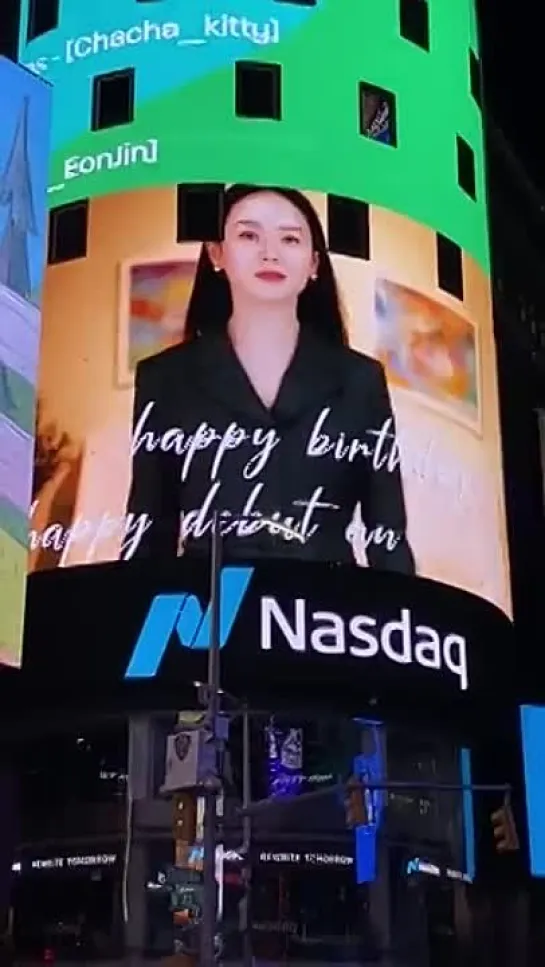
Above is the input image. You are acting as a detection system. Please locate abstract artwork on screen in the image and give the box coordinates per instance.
[117,257,198,387]
[375,279,480,431]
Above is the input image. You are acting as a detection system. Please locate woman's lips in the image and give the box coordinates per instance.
[255,269,287,282]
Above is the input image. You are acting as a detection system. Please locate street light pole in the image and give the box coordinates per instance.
[200,512,222,967]
[199,515,306,967]
[241,705,253,967]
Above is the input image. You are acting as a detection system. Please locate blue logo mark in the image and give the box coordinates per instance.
[125,567,253,679]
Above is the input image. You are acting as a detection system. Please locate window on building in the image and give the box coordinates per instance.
[436,233,463,300]
[359,83,397,146]
[327,196,370,260]
[176,184,224,242]
[235,62,282,120]
[26,0,59,41]
[91,69,135,131]
[457,136,476,199]
[47,202,89,264]
[0,0,20,58]
[399,0,430,51]
[469,49,482,107]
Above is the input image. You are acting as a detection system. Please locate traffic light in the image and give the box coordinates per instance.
[345,775,368,828]
[491,794,519,853]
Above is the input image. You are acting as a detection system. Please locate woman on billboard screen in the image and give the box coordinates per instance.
[126,183,415,574]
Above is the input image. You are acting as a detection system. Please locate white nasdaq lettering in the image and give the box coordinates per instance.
[443,634,468,691]
[348,615,379,656]
[309,612,345,654]
[258,599,469,690]
[261,597,306,652]
[414,625,442,670]
[380,609,412,664]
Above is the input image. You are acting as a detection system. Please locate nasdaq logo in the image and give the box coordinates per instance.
[125,567,253,679]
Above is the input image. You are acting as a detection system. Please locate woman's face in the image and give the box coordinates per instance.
[209,191,319,306]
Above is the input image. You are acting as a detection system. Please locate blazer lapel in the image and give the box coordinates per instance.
[191,332,273,425]
[191,329,345,427]
[272,328,345,427]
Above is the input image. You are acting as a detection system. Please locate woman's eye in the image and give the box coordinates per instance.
[283,234,300,245]
[239,230,258,241]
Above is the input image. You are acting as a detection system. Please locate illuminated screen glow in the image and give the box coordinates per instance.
[460,746,475,880]
[520,705,545,877]
[19,0,487,267]
[28,185,510,616]
[17,0,511,622]
[266,723,304,798]
[353,725,385,884]
[0,57,50,668]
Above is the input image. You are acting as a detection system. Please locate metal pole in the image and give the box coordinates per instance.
[201,513,222,967]
[240,781,513,817]
[241,705,253,967]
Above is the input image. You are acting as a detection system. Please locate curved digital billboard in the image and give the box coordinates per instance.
[29,182,509,616]
[14,0,513,704]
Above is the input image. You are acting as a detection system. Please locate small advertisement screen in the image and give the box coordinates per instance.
[0,58,50,668]
[266,722,304,798]
[29,183,510,618]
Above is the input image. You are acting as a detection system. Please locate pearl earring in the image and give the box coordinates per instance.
[213,265,221,273]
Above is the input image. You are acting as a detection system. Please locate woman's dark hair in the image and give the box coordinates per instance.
[184,184,348,346]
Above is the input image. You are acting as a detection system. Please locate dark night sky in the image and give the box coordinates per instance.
[480,1,543,190]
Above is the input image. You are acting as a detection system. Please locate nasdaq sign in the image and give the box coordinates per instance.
[125,567,253,678]
[126,567,469,689]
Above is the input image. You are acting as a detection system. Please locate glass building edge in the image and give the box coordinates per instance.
[0,57,51,666]
[16,0,29,55]
[18,0,490,272]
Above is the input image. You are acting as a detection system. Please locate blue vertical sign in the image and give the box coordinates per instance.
[520,705,545,877]
[353,720,385,884]
[460,747,475,881]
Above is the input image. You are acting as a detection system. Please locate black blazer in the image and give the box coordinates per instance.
[126,329,415,574]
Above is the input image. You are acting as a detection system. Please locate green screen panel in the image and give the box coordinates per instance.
[19,0,488,269]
